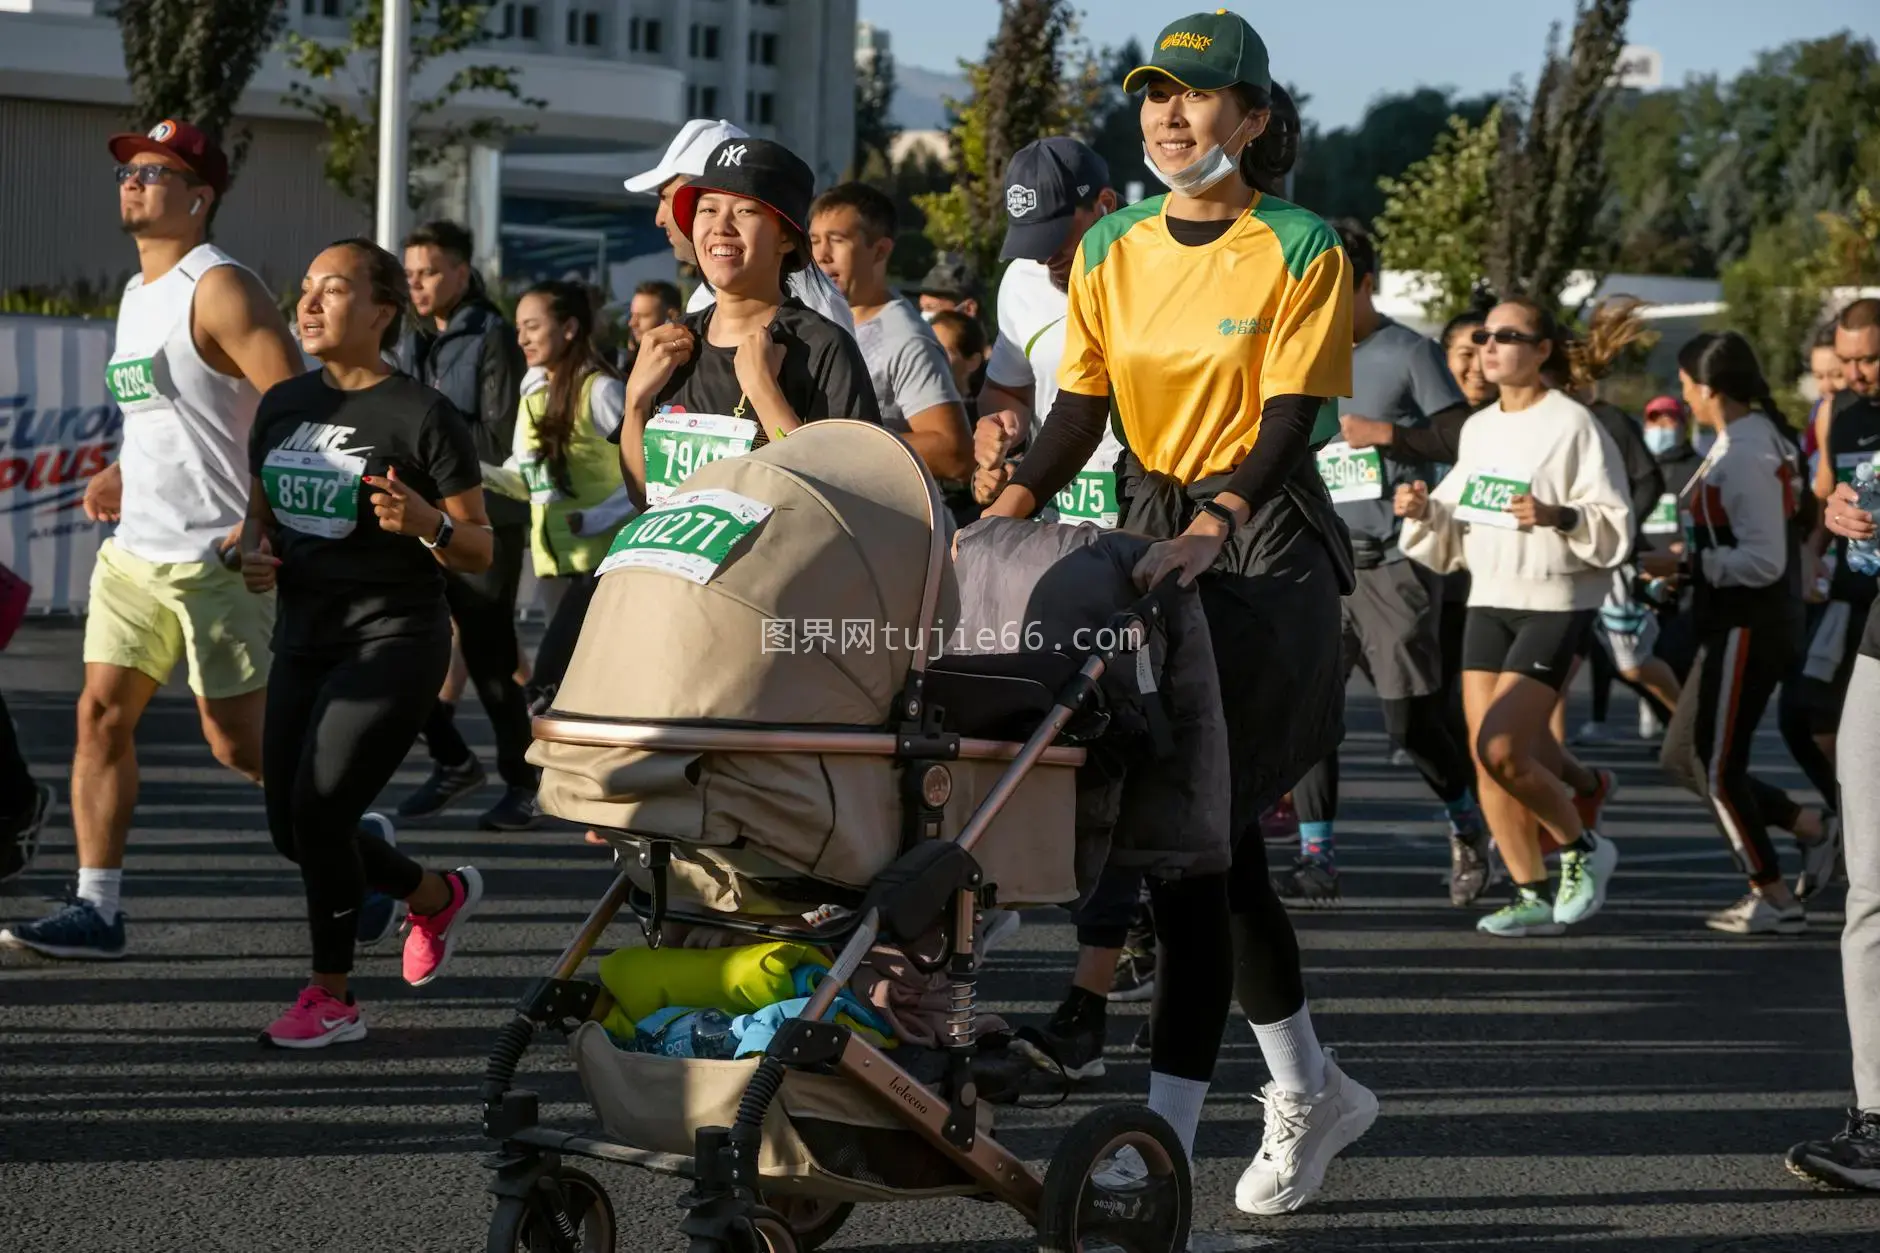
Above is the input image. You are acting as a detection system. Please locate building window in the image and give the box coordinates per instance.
[747,31,776,65]
[503,2,539,39]
[631,16,664,53]
[700,86,719,115]
[686,84,697,113]
[757,92,774,125]
[643,18,662,53]
[302,0,341,15]
[566,6,600,45]
[690,23,721,60]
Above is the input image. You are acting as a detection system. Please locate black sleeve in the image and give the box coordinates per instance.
[418,397,484,500]
[1384,402,1469,465]
[1220,394,1322,506]
[1617,419,1664,523]
[1008,391,1111,503]
[809,329,882,423]
[476,321,524,462]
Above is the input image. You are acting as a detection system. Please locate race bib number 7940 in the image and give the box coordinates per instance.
[643,413,759,506]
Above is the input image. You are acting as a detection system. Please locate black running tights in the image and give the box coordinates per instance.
[1146,820,1306,1082]
[265,637,448,974]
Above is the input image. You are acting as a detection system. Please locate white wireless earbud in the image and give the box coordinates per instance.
[189,200,203,217]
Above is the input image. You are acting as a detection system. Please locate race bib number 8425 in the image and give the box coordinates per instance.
[1452,470,1530,530]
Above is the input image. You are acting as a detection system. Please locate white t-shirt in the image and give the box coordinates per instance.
[985,258,1125,527]
[687,266,857,339]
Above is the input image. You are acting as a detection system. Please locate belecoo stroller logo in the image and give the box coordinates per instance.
[887,1075,932,1116]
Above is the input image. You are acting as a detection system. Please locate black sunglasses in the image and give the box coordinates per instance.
[1471,327,1544,347]
[115,163,201,188]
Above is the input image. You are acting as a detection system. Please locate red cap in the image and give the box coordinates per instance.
[108,119,229,196]
[1644,395,1683,419]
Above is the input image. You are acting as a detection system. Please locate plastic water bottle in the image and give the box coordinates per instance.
[653,1009,736,1060]
[1850,462,1880,576]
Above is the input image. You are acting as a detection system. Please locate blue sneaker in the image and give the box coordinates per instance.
[0,895,127,960]
[356,812,406,947]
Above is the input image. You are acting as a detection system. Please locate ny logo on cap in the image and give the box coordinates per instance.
[717,144,748,167]
[149,120,177,142]
[1006,185,1038,218]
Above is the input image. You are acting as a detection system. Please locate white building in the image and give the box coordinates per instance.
[0,0,857,298]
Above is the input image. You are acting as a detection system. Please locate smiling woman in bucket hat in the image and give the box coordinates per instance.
[609,137,880,501]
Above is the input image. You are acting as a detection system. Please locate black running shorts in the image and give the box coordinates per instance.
[1462,606,1596,692]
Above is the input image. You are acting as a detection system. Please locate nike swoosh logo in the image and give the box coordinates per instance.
[332,909,356,920]
[1860,435,1880,448]
[319,1016,352,1030]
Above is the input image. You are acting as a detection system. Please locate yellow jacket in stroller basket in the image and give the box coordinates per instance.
[500,421,1203,1251]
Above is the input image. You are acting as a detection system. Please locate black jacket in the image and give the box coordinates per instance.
[398,287,526,527]
[1589,401,1663,555]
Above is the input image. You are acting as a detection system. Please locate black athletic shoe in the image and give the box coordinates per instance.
[478,785,540,832]
[1787,1110,1880,1191]
[396,757,488,819]
[1011,992,1107,1081]
[1276,855,1340,904]
[0,782,55,885]
[1449,828,1494,906]
[1132,1018,1152,1054]
[1108,946,1156,1003]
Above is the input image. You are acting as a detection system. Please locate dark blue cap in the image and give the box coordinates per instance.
[1000,137,1112,263]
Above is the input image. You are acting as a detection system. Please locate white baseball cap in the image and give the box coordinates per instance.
[623,118,750,194]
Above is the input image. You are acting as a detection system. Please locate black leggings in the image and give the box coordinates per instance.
[532,570,601,698]
[265,636,450,974]
[0,689,37,820]
[423,524,535,788]
[1660,624,1803,887]
[1294,691,1473,822]
[1144,573,1324,1083]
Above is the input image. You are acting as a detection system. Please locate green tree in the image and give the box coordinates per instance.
[1293,88,1496,224]
[281,0,544,213]
[915,0,1082,279]
[116,0,286,183]
[1487,0,1632,306]
[1375,106,1501,323]
[1723,187,1880,393]
[852,35,899,180]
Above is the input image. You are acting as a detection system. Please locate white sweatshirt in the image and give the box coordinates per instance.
[1400,389,1633,611]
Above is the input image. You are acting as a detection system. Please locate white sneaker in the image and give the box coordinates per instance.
[1571,720,1615,746]
[1235,1047,1378,1215]
[1637,703,1664,741]
[1794,816,1843,901]
[1705,893,1805,935]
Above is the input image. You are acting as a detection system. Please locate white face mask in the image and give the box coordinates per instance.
[1143,113,1257,198]
[920,309,939,324]
[1643,425,1680,456]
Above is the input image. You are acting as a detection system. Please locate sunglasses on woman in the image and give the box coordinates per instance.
[114,163,200,188]
[1470,327,1543,346]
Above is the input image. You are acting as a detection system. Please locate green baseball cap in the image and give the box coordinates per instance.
[1122,9,1271,96]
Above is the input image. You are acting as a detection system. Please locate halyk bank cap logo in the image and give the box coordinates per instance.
[1160,31,1213,52]
[149,120,178,142]
[1006,185,1039,217]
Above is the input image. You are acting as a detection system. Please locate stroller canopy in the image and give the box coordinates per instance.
[554,420,953,729]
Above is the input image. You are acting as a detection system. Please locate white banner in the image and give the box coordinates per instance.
[0,316,117,613]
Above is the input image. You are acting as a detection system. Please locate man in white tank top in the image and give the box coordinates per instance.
[0,121,305,961]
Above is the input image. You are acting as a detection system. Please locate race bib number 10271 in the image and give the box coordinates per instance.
[596,488,772,584]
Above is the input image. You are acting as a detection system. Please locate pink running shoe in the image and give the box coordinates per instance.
[403,865,484,986]
[260,985,366,1049]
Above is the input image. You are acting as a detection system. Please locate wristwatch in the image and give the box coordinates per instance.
[420,511,455,551]
[1198,499,1240,540]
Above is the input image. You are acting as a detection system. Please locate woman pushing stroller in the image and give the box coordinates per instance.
[980,9,1377,1215]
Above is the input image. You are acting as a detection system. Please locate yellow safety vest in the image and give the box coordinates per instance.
[518,371,628,577]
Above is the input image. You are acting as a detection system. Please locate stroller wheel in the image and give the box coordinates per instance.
[754,1194,853,1253]
[487,1165,617,1252]
[750,1208,798,1253]
[1036,1104,1191,1253]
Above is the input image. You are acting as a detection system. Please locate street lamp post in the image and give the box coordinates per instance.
[375,0,412,251]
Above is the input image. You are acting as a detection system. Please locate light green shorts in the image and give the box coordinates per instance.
[83,539,274,699]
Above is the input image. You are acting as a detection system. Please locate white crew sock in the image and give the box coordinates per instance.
[1147,1071,1210,1164]
[1252,1004,1326,1095]
[76,868,123,925]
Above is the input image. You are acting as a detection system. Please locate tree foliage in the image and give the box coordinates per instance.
[1375,106,1502,323]
[1486,0,1631,306]
[852,37,899,180]
[117,0,286,184]
[281,0,544,213]
[1294,89,1496,224]
[1721,187,1880,391]
[915,0,1083,279]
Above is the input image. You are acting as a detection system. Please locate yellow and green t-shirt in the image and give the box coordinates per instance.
[1057,192,1354,484]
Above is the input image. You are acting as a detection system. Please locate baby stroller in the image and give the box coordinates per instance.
[480,420,1194,1252]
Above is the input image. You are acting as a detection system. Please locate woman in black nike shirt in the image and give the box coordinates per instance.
[612,138,878,501]
[243,238,494,1049]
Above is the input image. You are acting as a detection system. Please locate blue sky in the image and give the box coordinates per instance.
[856,0,1875,131]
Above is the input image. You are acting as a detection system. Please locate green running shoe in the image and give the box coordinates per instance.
[1476,890,1565,938]
[1553,831,1618,925]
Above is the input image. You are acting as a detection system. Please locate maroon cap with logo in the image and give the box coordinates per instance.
[108,119,230,195]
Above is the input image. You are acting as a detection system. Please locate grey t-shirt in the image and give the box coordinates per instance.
[1332,318,1466,554]
[854,296,962,433]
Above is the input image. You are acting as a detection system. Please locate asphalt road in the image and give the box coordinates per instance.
[3,619,1879,1253]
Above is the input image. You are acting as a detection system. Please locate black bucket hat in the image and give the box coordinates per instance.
[672,138,815,239]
